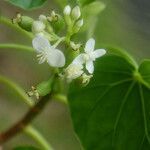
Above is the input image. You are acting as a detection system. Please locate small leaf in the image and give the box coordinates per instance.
[13,146,40,150]
[68,50,150,149]
[6,0,47,10]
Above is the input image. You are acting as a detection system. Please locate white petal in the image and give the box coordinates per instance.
[32,35,50,53]
[85,38,95,53]
[47,49,65,67]
[92,49,106,59]
[72,54,85,65]
[86,60,94,74]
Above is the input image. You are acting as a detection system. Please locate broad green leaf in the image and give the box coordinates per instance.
[6,0,47,10]
[13,146,40,150]
[68,53,150,149]
[139,60,150,85]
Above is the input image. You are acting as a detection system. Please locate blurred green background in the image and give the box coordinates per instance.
[0,0,150,149]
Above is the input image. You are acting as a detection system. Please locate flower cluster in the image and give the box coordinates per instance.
[63,5,83,34]
[65,38,106,83]
[31,5,106,84]
[13,5,106,85]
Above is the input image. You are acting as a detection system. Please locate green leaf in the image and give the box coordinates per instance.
[6,0,47,10]
[13,146,40,150]
[68,53,150,149]
[139,60,150,85]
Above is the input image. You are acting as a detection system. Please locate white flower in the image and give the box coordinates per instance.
[32,35,65,67]
[65,63,83,82]
[73,38,106,74]
[32,20,45,34]
[64,5,71,15]
[39,15,47,23]
[71,6,81,20]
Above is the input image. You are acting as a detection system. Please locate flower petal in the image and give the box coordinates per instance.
[85,38,95,53]
[92,49,106,59]
[72,54,85,65]
[47,49,65,67]
[86,60,94,74]
[32,35,50,53]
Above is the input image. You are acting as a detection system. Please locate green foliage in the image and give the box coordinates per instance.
[68,49,150,149]
[139,60,150,84]
[6,0,47,10]
[13,146,40,150]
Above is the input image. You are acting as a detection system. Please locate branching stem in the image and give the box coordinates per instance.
[0,43,34,52]
[0,94,52,144]
[0,16,33,39]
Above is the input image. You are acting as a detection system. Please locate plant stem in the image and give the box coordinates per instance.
[0,75,53,149]
[0,75,34,106]
[24,125,53,150]
[53,37,65,48]
[0,94,52,144]
[53,94,68,105]
[0,16,33,39]
[0,43,34,52]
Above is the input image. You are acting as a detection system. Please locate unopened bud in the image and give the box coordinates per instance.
[71,6,81,20]
[32,20,45,34]
[13,13,34,32]
[70,41,81,51]
[82,73,93,85]
[48,13,65,33]
[39,15,47,23]
[64,5,71,16]
[76,19,83,27]
[47,11,58,22]
[73,19,84,33]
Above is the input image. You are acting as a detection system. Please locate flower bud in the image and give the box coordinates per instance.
[73,19,84,33]
[70,41,81,51]
[71,6,81,20]
[13,13,34,32]
[81,73,93,85]
[76,19,83,27]
[47,11,58,22]
[64,5,71,16]
[39,15,47,23]
[65,63,83,82]
[48,13,65,33]
[32,20,45,34]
